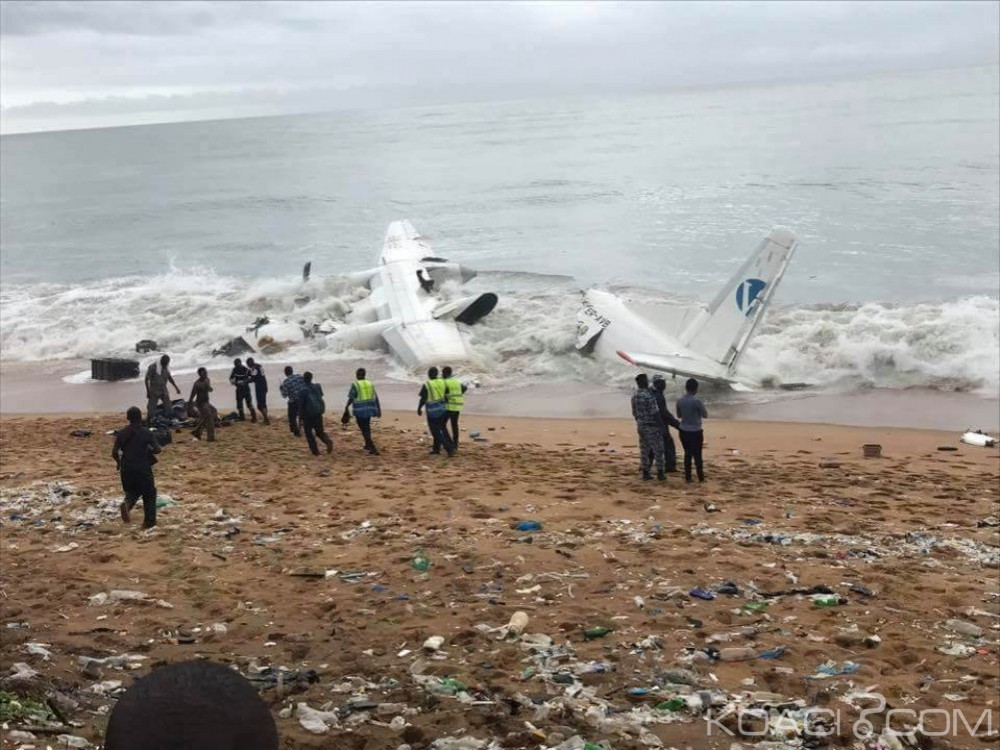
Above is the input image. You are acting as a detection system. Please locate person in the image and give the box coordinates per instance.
[188,367,216,442]
[143,362,167,424]
[416,269,434,294]
[246,357,270,425]
[650,374,681,473]
[342,367,381,454]
[676,377,708,482]
[441,365,468,448]
[111,406,162,529]
[229,358,257,422]
[103,660,278,750]
[298,371,333,456]
[631,373,665,480]
[279,366,307,437]
[417,366,455,456]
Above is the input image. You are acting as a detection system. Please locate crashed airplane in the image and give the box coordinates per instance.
[317,220,497,369]
[576,227,798,388]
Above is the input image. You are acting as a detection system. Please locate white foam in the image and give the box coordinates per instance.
[2,270,997,396]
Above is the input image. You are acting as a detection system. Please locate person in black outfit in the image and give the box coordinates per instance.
[298,371,333,456]
[650,375,681,473]
[111,406,162,529]
[246,357,270,425]
[229,358,257,422]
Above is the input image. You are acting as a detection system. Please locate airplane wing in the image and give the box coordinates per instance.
[615,349,735,385]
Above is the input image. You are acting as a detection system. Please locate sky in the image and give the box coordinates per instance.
[2,0,998,134]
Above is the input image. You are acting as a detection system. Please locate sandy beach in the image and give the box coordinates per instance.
[1,411,997,749]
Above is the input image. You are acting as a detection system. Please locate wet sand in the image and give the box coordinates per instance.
[1,412,998,748]
[2,360,998,432]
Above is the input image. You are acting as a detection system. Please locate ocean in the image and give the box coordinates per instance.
[1,65,998,405]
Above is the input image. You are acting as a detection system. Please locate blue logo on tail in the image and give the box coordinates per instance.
[736,278,766,316]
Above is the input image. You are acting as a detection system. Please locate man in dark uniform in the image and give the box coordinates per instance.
[111,406,162,529]
[298,371,333,456]
[650,374,681,473]
[229,358,257,422]
[246,357,270,425]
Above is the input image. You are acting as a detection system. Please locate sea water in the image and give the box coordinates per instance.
[1,65,998,396]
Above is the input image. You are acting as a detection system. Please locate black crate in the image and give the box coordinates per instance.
[91,358,140,381]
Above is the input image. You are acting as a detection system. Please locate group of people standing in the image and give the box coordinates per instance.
[631,374,707,483]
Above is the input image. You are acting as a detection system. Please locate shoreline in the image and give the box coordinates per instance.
[2,359,997,432]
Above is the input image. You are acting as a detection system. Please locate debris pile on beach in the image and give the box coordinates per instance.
[0,414,997,748]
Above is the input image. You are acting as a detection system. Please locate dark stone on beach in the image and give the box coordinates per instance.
[91,357,140,382]
[135,340,159,354]
[211,336,255,358]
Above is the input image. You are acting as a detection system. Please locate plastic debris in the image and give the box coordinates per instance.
[296,702,339,734]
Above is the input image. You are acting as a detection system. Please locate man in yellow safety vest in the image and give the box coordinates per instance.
[441,365,468,449]
[417,366,455,456]
[342,367,381,455]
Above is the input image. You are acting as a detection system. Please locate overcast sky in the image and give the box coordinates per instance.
[2,0,998,134]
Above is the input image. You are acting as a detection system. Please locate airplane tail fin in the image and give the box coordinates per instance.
[678,227,797,374]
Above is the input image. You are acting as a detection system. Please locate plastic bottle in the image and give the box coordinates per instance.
[945,619,983,637]
[719,647,757,661]
[655,697,687,712]
[515,520,543,532]
[812,594,840,607]
[411,551,431,571]
[583,626,613,640]
[506,611,530,637]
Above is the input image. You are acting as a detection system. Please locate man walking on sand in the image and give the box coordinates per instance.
[188,367,216,442]
[229,358,257,422]
[112,406,162,529]
[246,357,270,425]
[650,374,681,473]
[417,366,455,457]
[441,365,468,449]
[676,377,708,482]
[631,373,665,481]
[279,366,307,437]
[342,367,381,455]
[299,371,333,456]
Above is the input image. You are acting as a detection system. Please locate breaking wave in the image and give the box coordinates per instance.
[0,269,997,396]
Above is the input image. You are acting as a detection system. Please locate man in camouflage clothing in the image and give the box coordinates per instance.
[631,372,665,481]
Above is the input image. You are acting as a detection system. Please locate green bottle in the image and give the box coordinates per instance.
[411,552,431,571]
[583,626,613,640]
[742,602,769,612]
[812,594,840,607]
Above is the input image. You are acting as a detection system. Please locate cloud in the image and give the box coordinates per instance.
[1,0,997,133]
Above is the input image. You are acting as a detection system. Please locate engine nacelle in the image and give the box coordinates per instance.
[324,320,393,352]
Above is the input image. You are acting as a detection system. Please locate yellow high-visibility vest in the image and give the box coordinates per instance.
[425,378,447,403]
[444,377,464,412]
[354,379,375,402]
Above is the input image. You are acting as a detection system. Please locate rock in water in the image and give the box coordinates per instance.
[134,340,159,353]
[211,337,255,358]
[103,661,278,749]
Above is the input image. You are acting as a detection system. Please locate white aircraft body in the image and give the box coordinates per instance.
[321,220,497,369]
[576,227,798,388]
